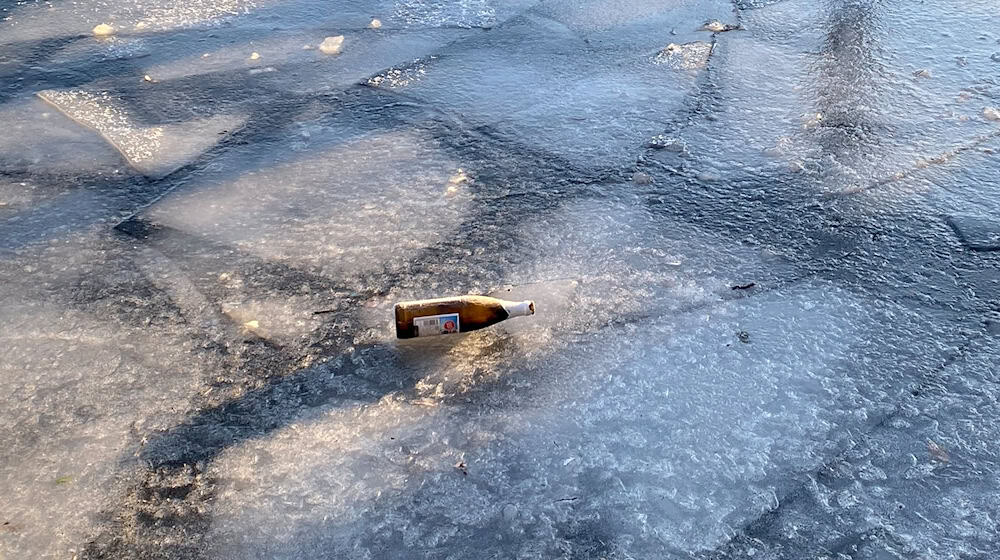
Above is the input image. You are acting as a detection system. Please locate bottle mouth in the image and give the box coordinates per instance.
[504,300,535,318]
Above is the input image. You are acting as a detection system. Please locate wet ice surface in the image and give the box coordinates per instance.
[38,89,246,178]
[204,281,968,559]
[2,0,1000,559]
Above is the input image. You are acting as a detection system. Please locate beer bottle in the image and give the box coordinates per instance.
[394,295,535,339]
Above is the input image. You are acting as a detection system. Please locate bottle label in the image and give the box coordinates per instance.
[413,313,461,337]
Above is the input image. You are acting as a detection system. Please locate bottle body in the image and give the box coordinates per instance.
[394,295,535,339]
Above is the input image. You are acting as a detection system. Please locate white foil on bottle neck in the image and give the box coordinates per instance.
[503,300,535,317]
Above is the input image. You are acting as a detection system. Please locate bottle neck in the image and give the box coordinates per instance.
[502,300,535,318]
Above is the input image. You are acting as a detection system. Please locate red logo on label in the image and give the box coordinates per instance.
[442,320,457,332]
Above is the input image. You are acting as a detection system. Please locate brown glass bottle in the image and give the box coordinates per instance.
[394,295,535,339]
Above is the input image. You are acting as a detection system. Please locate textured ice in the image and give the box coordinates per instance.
[394,12,713,170]
[947,214,1000,251]
[51,21,469,97]
[0,0,256,44]
[918,137,1000,220]
[662,0,1000,196]
[393,0,497,28]
[4,0,1000,558]
[0,262,216,557]
[710,337,1000,560]
[0,0,536,47]
[37,89,245,178]
[0,97,144,251]
[203,279,966,558]
[0,97,127,177]
[141,127,472,288]
[257,30,470,95]
[535,0,731,46]
[653,41,714,70]
[367,58,432,89]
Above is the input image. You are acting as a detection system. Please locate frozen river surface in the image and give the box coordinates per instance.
[1,0,1000,558]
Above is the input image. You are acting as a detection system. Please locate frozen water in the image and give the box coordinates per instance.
[0,0,257,44]
[0,245,222,557]
[709,336,1000,560]
[393,0,499,28]
[534,0,732,50]
[653,41,714,70]
[655,0,1000,197]
[140,120,474,289]
[0,98,126,177]
[203,280,968,558]
[392,9,723,170]
[3,0,1000,558]
[38,89,246,178]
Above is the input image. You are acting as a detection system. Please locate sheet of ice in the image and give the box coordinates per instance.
[491,70,689,169]
[709,336,1000,560]
[0,0,257,44]
[534,0,732,52]
[388,14,590,121]
[393,0,524,28]
[37,89,246,178]
[0,0,533,49]
[797,136,1000,309]
[390,11,713,170]
[140,28,470,94]
[0,98,142,251]
[913,137,1000,218]
[141,124,473,291]
[0,250,227,558]
[489,194,796,330]
[204,276,967,558]
[633,0,1000,295]
[0,216,358,558]
[2,0,998,558]
[0,97,128,177]
[168,188,964,558]
[664,0,1000,195]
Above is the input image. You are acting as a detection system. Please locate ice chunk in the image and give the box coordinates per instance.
[653,41,714,70]
[701,20,740,32]
[367,58,432,88]
[37,89,246,178]
[92,23,114,36]
[319,35,344,55]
